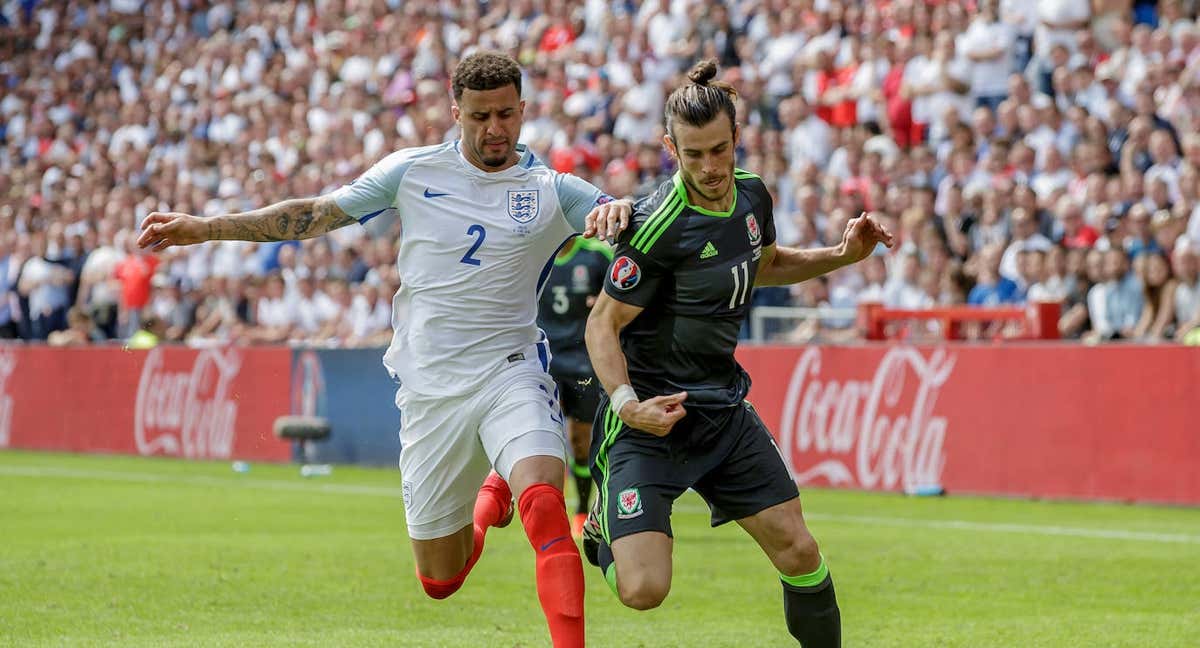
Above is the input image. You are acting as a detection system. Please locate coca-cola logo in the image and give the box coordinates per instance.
[135,347,242,459]
[0,348,15,448]
[778,347,955,492]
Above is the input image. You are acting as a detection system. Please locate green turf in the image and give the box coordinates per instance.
[2,450,1198,647]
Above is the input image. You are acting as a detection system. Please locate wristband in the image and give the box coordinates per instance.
[610,384,638,419]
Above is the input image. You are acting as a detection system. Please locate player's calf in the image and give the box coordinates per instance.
[779,552,840,648]
[517,481,585,647]
[415,474,515,601]
[740,498,841,646]
[774,534,839,647]
[413,525,481,600]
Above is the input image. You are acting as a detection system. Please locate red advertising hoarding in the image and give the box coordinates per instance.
[736,345,1200,505]
[0,345,292,461]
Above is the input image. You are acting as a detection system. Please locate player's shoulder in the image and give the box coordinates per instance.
[630,176,679,223]
[734,168,774,215]
[733,168,770,199]
[617,177,682,252]
[362,142,455,182]
[381,141,456,167]
[513,144,573,183]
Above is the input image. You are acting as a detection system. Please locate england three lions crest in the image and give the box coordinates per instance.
[508,189,540,223]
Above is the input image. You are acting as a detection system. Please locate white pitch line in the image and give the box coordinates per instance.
[666,504,1200,546]
[0,464,404,498]
[802,512,1200,545]
[4,463,1199,545]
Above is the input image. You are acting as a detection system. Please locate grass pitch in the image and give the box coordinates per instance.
[1,450,1198,647]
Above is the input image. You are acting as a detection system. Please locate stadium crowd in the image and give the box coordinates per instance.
[2,0,1200,347]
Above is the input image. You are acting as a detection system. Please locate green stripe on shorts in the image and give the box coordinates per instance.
[595,405,623,543]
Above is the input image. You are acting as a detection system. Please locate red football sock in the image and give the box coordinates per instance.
[418,476,511,600]
[416,525,486,600]
[518,483,585,648]
[474,473,510,530]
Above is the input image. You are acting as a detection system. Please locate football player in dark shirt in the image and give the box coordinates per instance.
[536,237,613,537]
[583,59,893,647]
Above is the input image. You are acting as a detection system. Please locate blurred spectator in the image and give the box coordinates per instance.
[960,1,1016,110]
[0,231,18,339]
[76,222,123,338]
[1054,197,1101,248]
[1060,247,1103,337]
[113,243,159,337]
[17,231,73,339]
[250,273,294,345]
[1085,248,1144,341]
[47,306,103,347]
[884,250,926,308]
[1000,207,1053,281]
[1171,240,1200,341]
[1132,250,1177,340]
[968,244,1021,305]
[147,275,196,342]
[1028,244,1071,302]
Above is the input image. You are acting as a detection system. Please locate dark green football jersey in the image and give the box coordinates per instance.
[537,237,613,377]
[603,169,775,407]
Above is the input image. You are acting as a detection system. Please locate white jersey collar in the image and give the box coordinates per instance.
[454,140,539,180]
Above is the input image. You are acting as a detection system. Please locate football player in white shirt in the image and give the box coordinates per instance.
[137,52,637,648]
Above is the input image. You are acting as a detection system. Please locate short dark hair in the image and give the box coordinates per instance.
[452,51,522,100]
[664,59,738,138]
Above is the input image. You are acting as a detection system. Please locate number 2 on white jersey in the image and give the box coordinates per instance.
[460,225,486,266]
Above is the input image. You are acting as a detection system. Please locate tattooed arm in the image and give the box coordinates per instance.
[136,195,357,250]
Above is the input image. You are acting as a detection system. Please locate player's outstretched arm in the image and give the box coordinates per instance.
[755,211,895,286]
[585,292,687,436]
[137,196,357,250]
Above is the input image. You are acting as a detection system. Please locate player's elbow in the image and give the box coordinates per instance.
[754,264,782,287]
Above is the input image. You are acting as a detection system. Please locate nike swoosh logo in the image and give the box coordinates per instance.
[423,188,451,198]
[539,535,569,552]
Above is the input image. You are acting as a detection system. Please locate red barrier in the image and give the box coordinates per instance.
[0,345,292,461]
[859,302,1061,340]
[736,344,1200,505]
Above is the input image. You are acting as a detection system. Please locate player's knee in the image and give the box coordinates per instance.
[617,573,671,610]
[777,532,821,577]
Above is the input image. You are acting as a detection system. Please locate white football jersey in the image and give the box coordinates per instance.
[331,141,610,397]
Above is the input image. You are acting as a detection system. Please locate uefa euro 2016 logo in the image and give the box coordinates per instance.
[508,189,540,223]
[610,256,641,290]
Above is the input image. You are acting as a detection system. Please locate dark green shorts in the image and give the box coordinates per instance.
[589,397,799,544]
[550,368,603,424]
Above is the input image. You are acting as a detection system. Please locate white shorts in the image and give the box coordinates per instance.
[396,337,567,540]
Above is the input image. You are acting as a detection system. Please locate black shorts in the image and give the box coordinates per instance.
[589,398,799,544]
[551,369,603,423]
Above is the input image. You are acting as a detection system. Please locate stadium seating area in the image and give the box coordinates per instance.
[2,0,1200,347]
